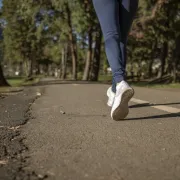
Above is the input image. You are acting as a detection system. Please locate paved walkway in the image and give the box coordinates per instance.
[23,84,180,180]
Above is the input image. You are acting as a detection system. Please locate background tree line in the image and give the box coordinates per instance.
[0,0,180,86]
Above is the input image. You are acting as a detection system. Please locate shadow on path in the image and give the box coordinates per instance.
[130,102,180,108]
[128,102,180,120]
[126,112,180,121]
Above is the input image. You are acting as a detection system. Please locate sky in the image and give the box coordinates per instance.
[0,0,2,8]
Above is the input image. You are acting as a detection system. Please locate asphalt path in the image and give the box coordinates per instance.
[22,83,180,180]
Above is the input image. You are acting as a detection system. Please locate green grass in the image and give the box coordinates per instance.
[0,77,40,93]
[0,87,24,93]
[99,75,180,89]
[99,75,112,82]
[7,79,25,86]
[7,76,40,87]
[0,76,41,93]
[147,83,180,88]
[130,82,180,89]
[23,77,40,86]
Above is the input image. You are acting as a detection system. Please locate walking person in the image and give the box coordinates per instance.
[92,0,139,120]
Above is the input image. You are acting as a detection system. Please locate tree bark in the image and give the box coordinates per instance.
[172,58,177,83]
[160,42,168,78]
[90,30,102,81]
[137,61,142,81]
[61,44,68,80]
[148,58,154,78]
[65,3,77,80]
[19,62,23,76]
[0,63,9,86]
[36,62,40,75]
[148,41,157,78]
[172,35,180,82]
[24,59,29,77]
[28,59,33,78]
[83,29,93,81]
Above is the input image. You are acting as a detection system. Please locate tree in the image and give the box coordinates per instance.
[90,29,102,81]
[0,65,8,86]
[0,0,179,83]
[128,0,180,81]
[0,24,9,86]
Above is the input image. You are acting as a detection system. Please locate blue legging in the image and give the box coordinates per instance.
[92,0,138,92]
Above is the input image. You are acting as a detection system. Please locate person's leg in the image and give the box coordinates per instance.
[110,0,139,120]
[107,0,139,93]
[119,0,139,70]
[92,0,124,93]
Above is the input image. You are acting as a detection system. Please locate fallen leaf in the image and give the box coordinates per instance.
[60,110,66,114]
[36,92,41,96]
[0,160,8,165]
[8,126,21,130]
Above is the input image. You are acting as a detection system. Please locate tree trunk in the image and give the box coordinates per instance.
[83,29,93,81]
[172,59,177,83]
[19,62,23,76]
[48,64,52,76]
[137,62,142,81]
[65,3,77,80]
[90,30,102,81]
[24,60,29,77]
[172,35,180,82]
[130,62,134,81]
[45,64,48,77]
[36,62,40,75]
[0,63,9,86]
[148,58,154,78]
[61,44,68,80]
[160,42,168,78]
[28,59,33,78]
[148,41,157,78]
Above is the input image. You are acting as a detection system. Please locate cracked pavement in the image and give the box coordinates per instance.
[0,87,47,180]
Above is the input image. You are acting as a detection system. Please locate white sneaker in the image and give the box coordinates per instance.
[111,81,134,120]
[107,87,115,107]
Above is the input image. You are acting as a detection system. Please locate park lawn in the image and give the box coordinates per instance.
[99,75,112,82]
[7,78,25,86]
[147,83,180,88]
[7,77,40,87]
[130,82,180,89]
[0,77,40,93]
[0,86,24,93]
[99,75,180,89]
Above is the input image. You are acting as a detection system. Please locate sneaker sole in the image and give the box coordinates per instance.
[112,88,134,121]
